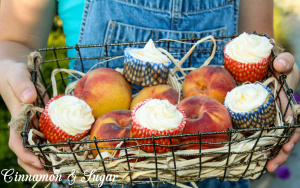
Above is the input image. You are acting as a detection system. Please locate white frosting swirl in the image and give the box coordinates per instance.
[225,32,273,63]
[129,39,170,63]
[224,84,269,113]
[48,96,95,136]
[135,99,183,131]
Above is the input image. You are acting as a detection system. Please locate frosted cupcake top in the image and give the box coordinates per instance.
[48,96,95,136]
[129,39,170,64]
[224,83,269,113]
[225,32,273,63]
[135,99,183,131]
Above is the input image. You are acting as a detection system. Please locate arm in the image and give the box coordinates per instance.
[238,0,274,38]
[0,0,56,178]
[239,0,300,172]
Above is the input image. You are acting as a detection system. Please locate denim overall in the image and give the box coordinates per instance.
[74,0,240,73]
[56,0,250,187]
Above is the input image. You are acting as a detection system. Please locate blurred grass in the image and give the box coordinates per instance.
[41,15,69,97]
[274,4,294,54]
[0,6,296,187]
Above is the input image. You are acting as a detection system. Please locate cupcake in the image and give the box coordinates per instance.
[39,95,95,143]
[131,99,186,153]
[224,83,276,129]
[224,32,273,83]
[123,39,172,86]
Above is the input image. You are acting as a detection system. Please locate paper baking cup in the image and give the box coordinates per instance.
[123,48,171,86]
[226,85,276,129]
[39,95,90,144]
[224,42,270,83]
[131,99,186,153]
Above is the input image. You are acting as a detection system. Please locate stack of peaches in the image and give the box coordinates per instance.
[73,65,235,158]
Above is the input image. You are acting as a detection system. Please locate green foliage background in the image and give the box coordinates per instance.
[0,4,297,187]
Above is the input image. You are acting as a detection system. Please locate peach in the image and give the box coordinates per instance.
[182,65,236,104]
[130,84,180,110]
[90,110,132,158]
[74,68,132,119]
[178,96,232,150]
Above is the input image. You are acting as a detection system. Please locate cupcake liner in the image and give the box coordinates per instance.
[39,95,90,144]
[123,48,171,86]
[131,98,186,153]
[224,42,270,83]
[226,85,276,129]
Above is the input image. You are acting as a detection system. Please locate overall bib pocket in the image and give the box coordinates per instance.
[74,0,239,72]
[101,20,228,70]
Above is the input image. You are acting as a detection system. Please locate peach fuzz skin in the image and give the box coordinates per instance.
[90,110,132,158]
[130,84,181,110]
[178,95,232,150]
[182,65,236,104]
[74,68,132,119]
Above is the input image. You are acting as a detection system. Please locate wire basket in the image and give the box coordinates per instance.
[22,34,300,187]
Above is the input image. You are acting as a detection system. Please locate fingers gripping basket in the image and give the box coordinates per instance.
[12,34,300,187]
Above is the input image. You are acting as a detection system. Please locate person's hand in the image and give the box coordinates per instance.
[266,52,300,172]
[0,60,57,181]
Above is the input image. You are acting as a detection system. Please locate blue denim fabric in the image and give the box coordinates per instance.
[74,0,240,72]
[52,178,249,188]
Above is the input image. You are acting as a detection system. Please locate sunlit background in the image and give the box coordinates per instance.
[1,1,300,187]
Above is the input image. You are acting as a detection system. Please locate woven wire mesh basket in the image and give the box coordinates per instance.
[22,34,300,187]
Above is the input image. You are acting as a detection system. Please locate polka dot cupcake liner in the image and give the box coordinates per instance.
[226,85,276,129]
[123,48,171,86]
[224,42,271,83]
[131,99,186,153]
[39,95,90,144]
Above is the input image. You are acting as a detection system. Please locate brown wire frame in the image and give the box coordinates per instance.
[22,33,300,187]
